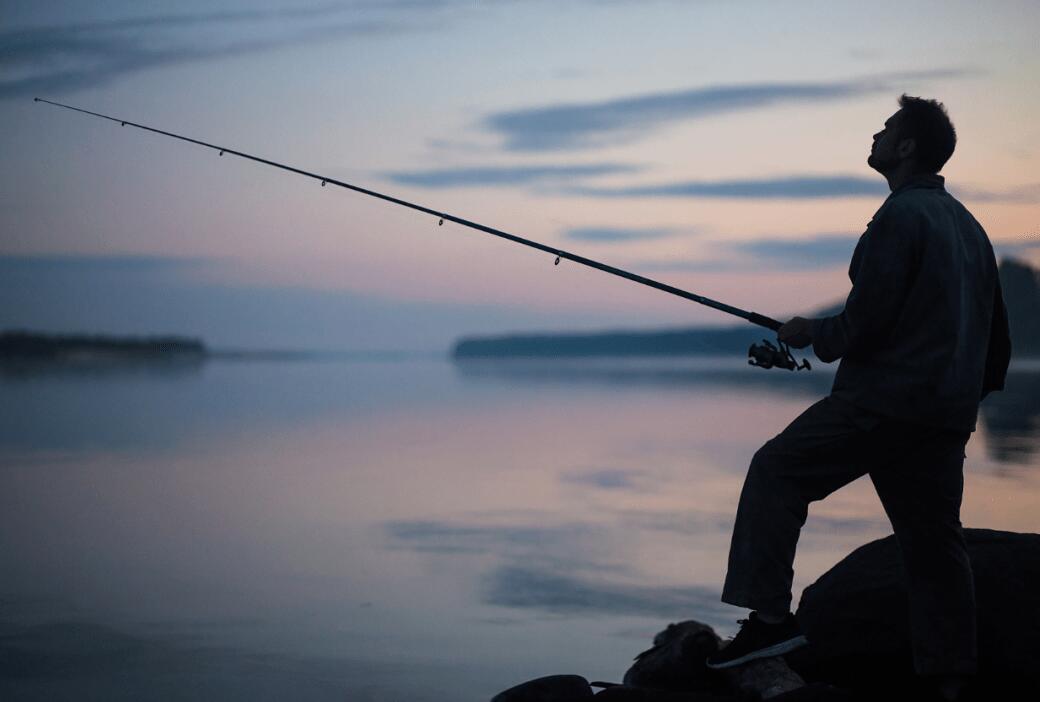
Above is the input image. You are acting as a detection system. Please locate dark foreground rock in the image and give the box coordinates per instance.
[490,529,1039,701]
[491,675,594,702]
[621,633,807,701]
[789,528,1040,697]
[621,620,726,693]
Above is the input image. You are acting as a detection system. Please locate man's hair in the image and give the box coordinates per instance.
[896,94,957,173]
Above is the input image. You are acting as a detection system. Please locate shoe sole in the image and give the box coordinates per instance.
[704,634,809,670]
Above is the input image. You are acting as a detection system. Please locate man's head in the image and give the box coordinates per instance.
[868,95,957,176]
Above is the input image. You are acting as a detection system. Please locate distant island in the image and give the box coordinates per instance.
[453,324,777,359]
[453,258,1040,359]
[0,331,207,363]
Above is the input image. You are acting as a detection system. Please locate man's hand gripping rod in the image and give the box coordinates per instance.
[34,97,810,371]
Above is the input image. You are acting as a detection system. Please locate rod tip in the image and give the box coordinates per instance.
[33,97,39,102]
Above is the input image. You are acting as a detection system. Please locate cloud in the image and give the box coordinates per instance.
[384,163,637,188]
[993,234,1040,259]
[632,226,1036,275]
[733,233,859,267]
[560,468,650,489]
[953,183,1040,204]
[630,233,859,273]
[571,175,886,199]
[483,69,973,151]
[0,3,439,99]
[623,259,745,273]
[562,226,674,243]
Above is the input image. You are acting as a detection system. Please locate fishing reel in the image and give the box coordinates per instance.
[748,339,812,371]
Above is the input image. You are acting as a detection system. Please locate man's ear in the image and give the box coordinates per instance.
[897,137,916,159]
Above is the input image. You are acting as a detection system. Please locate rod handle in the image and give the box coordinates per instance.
[748,311,783,332]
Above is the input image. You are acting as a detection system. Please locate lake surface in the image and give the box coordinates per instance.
[2,356,1038,701]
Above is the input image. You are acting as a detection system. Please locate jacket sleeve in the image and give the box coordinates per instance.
[981,280,1011,400]
[810,204,919,363]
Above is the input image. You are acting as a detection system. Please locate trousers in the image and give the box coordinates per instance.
[721,395,977,677]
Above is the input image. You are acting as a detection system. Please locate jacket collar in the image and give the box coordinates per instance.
[890,173,945,197]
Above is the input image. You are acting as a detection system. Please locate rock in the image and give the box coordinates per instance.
[490,674,593,702]
[593,684,745,701]
[620,621,807,699]
[791,528,1040,696]
[722,657,804,699]
[765,683,856,701]
[622,620,729,693]
[490,529,1040,701]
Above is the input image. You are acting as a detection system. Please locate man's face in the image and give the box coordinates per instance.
[868,110,910,174]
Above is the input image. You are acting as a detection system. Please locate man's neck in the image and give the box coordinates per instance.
[883,163,933,192]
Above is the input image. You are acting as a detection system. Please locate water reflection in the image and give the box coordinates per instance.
[383,505,890,633]
[0,357,454,457]
[4,356,1036,466]
[385,512,738,622]
[384,519,609,560]
[608,508,890,541]
[384,517,732,622]
[483,565,730,621]
[979,369,1040,464]
[455,357,1040,466]
[0,618,491,702]
[1,356,1037,701]
[453,356,834,397]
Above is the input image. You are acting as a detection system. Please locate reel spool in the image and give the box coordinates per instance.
[748,339,812,371]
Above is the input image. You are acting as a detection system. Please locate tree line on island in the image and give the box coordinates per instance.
[2,258,1036,363]
[0,331,206,361]
[453,258,1040,360]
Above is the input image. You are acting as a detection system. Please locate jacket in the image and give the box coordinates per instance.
[811,174,1012,431]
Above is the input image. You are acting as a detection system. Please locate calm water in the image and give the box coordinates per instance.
[1,356,1038,701]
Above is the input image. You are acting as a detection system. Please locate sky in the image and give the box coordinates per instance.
[1,0,1038,352]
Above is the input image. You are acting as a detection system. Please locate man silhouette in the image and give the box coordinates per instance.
[705,95,1011,701]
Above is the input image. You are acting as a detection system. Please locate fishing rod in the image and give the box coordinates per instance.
[34,97,810,371]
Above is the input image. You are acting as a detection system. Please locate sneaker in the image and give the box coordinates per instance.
[704,612,808,669]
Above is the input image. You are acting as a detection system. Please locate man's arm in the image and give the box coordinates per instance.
[981,281,1011,400]
[807,205,919,363]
